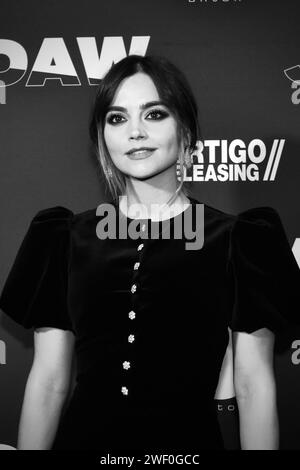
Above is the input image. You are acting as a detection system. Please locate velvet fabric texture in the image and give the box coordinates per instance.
[0,196,299,451]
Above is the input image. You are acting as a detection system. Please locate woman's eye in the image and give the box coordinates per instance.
[106,114,125,125]
[147,109,168,120]
[106,109,168,125]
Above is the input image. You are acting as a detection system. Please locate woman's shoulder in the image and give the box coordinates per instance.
[20,206,75,247]
[33,204,101,226]
[188,196,235,226]
[230,206,284,238]
[31,201,122,234]
[32,205,74,222]
[189,196,281,229]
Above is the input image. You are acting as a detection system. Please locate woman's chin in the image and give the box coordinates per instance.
[124,166,162,180]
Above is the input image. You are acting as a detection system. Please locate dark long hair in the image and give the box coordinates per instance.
[89,54,202,202]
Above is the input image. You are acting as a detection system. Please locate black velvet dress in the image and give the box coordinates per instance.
[0,196,299,451]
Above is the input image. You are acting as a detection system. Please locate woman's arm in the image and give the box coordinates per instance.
[232,327,279,450]
[214,327,235,399]
[17,327,75,450]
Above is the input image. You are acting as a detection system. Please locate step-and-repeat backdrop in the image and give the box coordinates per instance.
[0,0,299,450]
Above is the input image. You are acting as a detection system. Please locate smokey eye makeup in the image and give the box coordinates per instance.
[105,109,170,125]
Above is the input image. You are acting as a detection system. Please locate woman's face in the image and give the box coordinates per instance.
[103,72,182,181]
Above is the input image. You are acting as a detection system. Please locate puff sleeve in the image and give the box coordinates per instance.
[0,206,75,333]
[228,206,300,334]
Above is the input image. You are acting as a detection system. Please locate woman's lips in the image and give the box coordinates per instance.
[126,149,156,160]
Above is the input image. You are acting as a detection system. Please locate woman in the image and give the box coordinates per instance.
[0,54,299,451]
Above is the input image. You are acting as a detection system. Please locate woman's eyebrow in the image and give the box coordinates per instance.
[107,100,167,112]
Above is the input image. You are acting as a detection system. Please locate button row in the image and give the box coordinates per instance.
[122,310,136,396]
[131,243,144,292]
[122,241,144,396]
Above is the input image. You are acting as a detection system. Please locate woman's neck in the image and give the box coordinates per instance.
[119,190,190,221]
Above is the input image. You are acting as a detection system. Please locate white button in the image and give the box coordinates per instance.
[131,284,137,293]
[128,311,136,320]
[128,334,135,343]
[121,386,128,395]
[141,224,146,232]
[123,361,131,370]
[137,243,144,251]
[134,262,140,270]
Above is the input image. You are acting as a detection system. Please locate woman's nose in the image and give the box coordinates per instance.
[130,129,146,139]
[129,122,147,139]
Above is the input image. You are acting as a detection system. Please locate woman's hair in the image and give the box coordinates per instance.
[89,54,202,203]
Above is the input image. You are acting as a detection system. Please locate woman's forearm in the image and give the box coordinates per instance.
[17,371,69,450]
[236,387,279,450]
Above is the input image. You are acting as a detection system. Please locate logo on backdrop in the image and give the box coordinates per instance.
[180,139,284,182]
[0,340,6,365]
[0,80,5,104]
[291,340,300,365]
[284,65,300,105]
[0,36,150,104]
